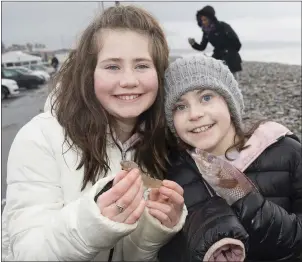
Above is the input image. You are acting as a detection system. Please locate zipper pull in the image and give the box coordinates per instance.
[121,150,126,160]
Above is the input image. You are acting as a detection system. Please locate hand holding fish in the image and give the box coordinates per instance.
[190,149,258,205]
[121,160,185,228]
[96,168,145,224]
[147,180,184,228]
[120,161,163,188]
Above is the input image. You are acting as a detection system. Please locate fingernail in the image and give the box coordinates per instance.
[131,168,139,176]
[162,179,168,184]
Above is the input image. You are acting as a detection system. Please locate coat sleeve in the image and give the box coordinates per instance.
[222,23,241,52]
[122,196,188,261]
[158,156,249,262]
[191,32,209,51]
[231,139,302,260]
[4,119,138,261]
[183,196,249,262]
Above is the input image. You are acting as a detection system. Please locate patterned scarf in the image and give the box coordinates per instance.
[202,22,215,33]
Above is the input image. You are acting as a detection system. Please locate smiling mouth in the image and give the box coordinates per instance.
[115,94,142,101]
[190,124,215,133]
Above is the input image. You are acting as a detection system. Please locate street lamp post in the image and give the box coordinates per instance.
[98,1,119,12]
[97,2,105,12]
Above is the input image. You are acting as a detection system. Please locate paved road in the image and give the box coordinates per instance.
[1,85,50,209]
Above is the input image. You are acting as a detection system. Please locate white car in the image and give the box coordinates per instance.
[2,78,20,99]
[14,67,50,82]
[30,64,55,75]
[41,63,56,75]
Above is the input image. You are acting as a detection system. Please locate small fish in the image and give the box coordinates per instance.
[120,160,163,188]
[190,148,258,205]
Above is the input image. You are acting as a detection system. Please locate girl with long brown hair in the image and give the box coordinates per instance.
[2,5,187,261]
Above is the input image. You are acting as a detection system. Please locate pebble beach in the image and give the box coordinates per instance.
[239,61,301,141]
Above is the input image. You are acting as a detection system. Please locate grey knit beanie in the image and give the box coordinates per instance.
[164,55,244,135]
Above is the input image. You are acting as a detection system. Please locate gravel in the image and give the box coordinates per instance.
[239,61,301,141]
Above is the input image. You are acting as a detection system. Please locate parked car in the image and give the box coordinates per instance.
[30,64,55,75]
[1,78,20,100]
[1,68,44,89]
[12,67,50,82]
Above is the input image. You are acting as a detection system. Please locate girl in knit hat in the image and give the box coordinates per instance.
[160,55,302,261]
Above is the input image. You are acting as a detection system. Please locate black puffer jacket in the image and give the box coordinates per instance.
[159,195,249,262]
[192,5,242,73]
[159,134,302,261]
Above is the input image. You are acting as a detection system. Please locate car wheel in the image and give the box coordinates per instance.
[1,86,9,100]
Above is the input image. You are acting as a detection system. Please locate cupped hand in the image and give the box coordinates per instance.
[147,180,184,228]
[96,168,145,224]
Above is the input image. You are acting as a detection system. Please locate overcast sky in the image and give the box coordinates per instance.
[2,1,301,50]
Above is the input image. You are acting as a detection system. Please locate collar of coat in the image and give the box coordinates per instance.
[106,123,144,153]
[229,121,294,172]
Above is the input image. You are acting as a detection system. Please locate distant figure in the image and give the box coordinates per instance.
[51,56,59,72]
[188,5,242,79]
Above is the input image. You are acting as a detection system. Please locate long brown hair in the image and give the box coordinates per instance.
[224,118,267,160]
[51,5,170,190]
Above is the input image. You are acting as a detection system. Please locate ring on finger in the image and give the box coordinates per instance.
[115,202,125,213]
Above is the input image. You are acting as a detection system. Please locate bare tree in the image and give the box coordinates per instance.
[2,41,5,52]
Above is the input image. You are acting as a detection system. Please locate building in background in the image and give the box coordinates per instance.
[1,51,42,68]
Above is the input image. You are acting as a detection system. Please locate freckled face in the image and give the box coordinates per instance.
[173,89,236,155]
[94,30,159,123]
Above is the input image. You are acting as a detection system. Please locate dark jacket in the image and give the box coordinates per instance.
[51,56,59,69]
[192,6,242,73]
[159,124,302,261]
[158,191,249,262]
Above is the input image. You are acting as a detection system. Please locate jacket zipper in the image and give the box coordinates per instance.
[113,139,127,160]
[106,148,129,262]
[107,248,114,262]
[203,181,214,197]
[121,149,127,160]
[186,152,216,197]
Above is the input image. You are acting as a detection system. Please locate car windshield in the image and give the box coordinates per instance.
[2,69,18,77]
[16,67,32,74]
